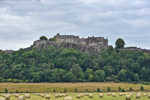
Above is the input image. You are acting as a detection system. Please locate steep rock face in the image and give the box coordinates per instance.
[30,40,150,54]
[30,40,103,54]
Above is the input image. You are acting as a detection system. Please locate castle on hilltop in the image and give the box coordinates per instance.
[2,33,150,54]
[56,33,108,51]
[31,33,108,54]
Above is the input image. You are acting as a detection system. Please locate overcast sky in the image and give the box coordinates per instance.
[0,0,150,50]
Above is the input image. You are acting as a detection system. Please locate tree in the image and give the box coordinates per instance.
[115,38,125,49]
[97,88,100,92]
[70,64,83,77]
[16,90,19,93]
[94,70,105,82]
[132,62,140,74]
[107,46,114,54]
[84,68,93,80]
[39,36,48,40]
[32,73,41,82]
[117,69,127,81]
[1,40,150,83]
[140,86,144,91]
[103,66,113,76]
[107,87,111,92]
[64,72,76,82]
[75,88,78,93]
[134,73,139,82]
[118,87,121,91]
[86,89,88,92]
[64,88,67,93]
[5,88,8,93]
[141,67,146,80]
[88,74,94,81]
[49,35,56,41]
[129,87,133,91]
[121,88,125,92]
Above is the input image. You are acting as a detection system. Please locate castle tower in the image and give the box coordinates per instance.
[56,33,60,42]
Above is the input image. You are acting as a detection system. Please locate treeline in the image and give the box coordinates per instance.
[0,46,150,83]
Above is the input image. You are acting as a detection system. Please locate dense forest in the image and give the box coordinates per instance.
[0,43,150,83]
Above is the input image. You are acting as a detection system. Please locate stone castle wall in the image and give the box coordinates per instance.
[122,47,150,54]
[56,33,108,51]
[30,33,109,54]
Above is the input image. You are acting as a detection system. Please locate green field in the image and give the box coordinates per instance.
[0,83,150,93]
[0,93,150,100]
[0,83,150,100]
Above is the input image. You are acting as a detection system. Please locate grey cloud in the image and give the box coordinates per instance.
[0,0,150,50]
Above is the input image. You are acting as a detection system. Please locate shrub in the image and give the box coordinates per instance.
[5,88,8,93]
[75,88,78,93]
[26,90,29,93]
[133,82,137,84]
[49,36,56,41]
[40,36,48,40]
[64,88,67,93]
[13,79,19,83]
[140,85,144,90]
[121,88,125,92]
[97,88,100,92]
[118,87,121,91]
[25,80,29,83]
[86,89,88,92]
[107,87,111,92]
[127,78,131,82]
[114,79,120,83]
[7,78,13,82]
[129,87,133,91]
[16,90,19,93]
[142,82,149,85]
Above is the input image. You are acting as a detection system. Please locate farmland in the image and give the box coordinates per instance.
[0,92,150,100]
[0,83,150,100]
[0,83,150,93]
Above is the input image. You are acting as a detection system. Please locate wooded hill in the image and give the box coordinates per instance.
[0,44,150,83]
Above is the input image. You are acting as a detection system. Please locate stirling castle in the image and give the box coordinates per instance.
[3,33,150,54]
[31,33,108,54]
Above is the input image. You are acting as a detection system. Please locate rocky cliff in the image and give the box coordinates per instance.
[30,40,102,54]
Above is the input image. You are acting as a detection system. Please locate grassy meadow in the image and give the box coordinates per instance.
[0,83,150,93]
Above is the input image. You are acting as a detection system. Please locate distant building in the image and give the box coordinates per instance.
[56,33,108,52]
[31,33,108,54]
[56,33,80,43]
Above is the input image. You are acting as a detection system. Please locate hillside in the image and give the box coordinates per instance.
[0,44,150,83]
